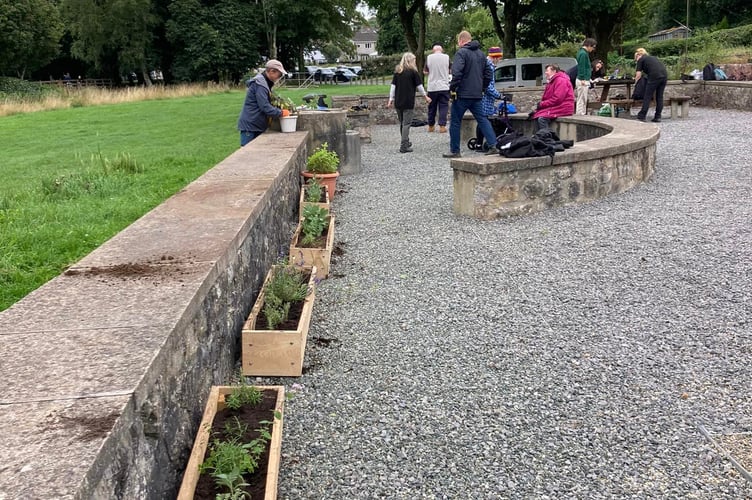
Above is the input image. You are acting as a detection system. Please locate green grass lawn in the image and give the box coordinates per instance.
[0,84,388,311]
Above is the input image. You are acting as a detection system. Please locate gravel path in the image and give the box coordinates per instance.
[264,108,752,499]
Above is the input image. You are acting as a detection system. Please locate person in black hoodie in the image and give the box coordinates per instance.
[442,31,499,158]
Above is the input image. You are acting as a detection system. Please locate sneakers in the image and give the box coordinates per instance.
[428,125,435,132]
[442,151,461,158]
[637,115,646,122]
[651,117,661,123]
[400,147,413,153]
[439,126,447,133]
[484,146,500,155]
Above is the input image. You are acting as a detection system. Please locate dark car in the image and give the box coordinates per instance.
[314,68,335,82]
[334,68,358,82]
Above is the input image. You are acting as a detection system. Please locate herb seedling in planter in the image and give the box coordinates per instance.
[304,177,325,203]
[262,266,309,330]
[300,205,330,247]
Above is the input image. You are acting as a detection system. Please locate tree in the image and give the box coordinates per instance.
[0,0,64,79]
[167,0,261,82]
[60,0,159,82]
[369,0,428,71]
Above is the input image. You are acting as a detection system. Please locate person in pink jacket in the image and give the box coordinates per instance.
[532,64,575,131]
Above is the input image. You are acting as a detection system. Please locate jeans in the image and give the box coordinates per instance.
[449,98,496,154]
[427,90,450,126]
[637,78,667,120]
[396,108,415,150]
[240,130,261,146]
[535,117,552,131]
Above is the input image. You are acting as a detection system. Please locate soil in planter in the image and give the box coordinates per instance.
[296,225,330,249]
[254,297,305,330]
[193,390,279,499]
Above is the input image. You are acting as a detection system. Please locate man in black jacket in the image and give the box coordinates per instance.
[443,31,499,158]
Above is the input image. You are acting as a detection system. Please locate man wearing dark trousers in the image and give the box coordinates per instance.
[443,31,499,158]
[634,47,668,123]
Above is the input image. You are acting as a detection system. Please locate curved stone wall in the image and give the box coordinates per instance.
[451,115,660,219]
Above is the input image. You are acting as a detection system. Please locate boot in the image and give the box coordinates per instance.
[428,125,435,132]
[439,126,447,133]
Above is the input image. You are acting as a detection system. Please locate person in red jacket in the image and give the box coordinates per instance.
[531,64,575,131]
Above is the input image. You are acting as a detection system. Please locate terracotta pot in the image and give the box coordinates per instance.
[301,171,339,199]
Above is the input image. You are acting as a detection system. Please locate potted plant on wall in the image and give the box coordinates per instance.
[241,263,317,377]
[302,142,339,198]
[289,204,335,281]
[271,92,298,132]
[177,383,285,500]
[299,177,330,219]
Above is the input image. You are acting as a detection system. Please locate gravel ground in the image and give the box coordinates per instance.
[260,108,752,499]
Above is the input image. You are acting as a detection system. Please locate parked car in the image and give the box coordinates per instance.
[494,57,577,89]
[334,68,358,82]
[338,65,363,76]
[314,68,336,82]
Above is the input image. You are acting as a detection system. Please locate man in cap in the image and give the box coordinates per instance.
[237,59,288,146]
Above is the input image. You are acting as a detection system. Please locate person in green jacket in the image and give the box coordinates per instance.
[575,38,597,115]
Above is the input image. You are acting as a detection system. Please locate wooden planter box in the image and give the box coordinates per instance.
[178,385,285,500]
[299,183,330,220]
[289,214,335,280]
[242,265,317,377]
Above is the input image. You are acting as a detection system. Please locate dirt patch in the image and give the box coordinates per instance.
[63,255,196,281]
[42,410,121,442]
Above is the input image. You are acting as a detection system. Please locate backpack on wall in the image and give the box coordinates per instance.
[702,63,716,81]
[714,67,728,80]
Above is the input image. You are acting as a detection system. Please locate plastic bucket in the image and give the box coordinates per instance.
[280,115,298,133]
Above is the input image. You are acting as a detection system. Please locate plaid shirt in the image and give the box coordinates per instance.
[480,59,501,116]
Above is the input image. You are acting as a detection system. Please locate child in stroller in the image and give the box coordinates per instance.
[467,93,515,151]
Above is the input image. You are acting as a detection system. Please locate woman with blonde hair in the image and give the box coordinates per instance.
[633,47,667,122]
[387,52,431,153]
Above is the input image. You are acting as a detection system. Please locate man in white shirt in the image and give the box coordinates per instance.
[424,43,451,132]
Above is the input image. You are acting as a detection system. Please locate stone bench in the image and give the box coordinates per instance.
[609,96,691,119]
[451,115,660,219]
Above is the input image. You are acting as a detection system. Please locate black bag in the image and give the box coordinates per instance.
[702,63,716,81]
[566,65,578,88]
[631,77,647,100]
[499,136,555,158]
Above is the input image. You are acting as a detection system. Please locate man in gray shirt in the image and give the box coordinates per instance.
[425,43,451,133]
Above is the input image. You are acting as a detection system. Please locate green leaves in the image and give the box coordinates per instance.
[300,205,329,247]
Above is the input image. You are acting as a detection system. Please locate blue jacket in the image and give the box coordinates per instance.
[480,59,501,116]
[237,72,282,133]
[450,40,491,99]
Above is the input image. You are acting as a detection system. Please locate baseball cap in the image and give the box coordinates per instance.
[265,59,288,75]
[488,47,503,58]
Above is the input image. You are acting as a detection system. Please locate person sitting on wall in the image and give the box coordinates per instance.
[530,64,574,131]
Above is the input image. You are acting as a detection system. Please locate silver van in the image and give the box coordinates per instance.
[494,57,577,89]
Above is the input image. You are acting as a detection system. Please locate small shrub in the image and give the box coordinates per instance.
[262,266,309,330]
[306,142,339,174]
[300,205,329,247]
[303,178,324,203]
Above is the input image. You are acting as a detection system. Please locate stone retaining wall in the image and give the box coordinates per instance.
[332,80,752,122]
[0,132,308,499]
